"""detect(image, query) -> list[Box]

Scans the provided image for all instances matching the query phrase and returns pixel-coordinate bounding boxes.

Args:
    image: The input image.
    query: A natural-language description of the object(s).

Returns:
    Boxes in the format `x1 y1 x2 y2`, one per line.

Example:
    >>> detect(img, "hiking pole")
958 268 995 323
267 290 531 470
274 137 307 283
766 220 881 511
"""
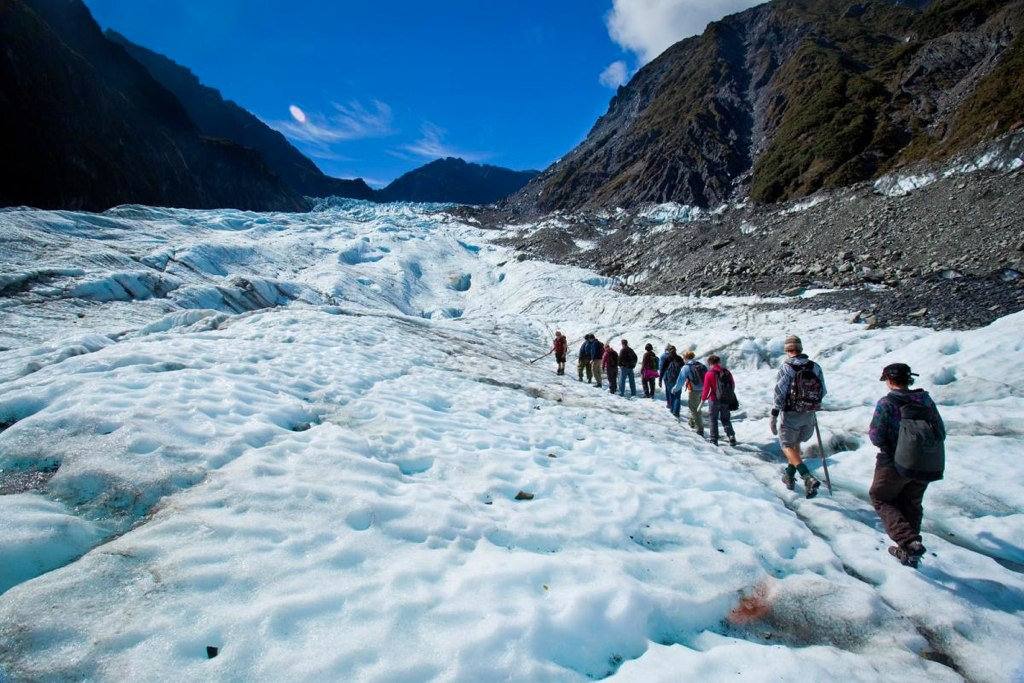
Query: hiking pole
813 414 833 496
529 349 554 364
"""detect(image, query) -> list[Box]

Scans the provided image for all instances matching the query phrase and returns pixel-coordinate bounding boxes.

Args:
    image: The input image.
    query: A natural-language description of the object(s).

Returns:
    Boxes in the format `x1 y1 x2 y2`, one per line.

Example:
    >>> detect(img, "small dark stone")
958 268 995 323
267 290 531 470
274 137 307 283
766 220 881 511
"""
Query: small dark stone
515 490 535 501
206 646 219 659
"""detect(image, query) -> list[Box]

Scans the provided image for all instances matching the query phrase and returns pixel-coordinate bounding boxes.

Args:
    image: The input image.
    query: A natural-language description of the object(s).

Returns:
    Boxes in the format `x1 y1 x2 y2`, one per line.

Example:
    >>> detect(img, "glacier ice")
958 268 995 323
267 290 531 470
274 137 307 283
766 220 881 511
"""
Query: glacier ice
0 201 1022 681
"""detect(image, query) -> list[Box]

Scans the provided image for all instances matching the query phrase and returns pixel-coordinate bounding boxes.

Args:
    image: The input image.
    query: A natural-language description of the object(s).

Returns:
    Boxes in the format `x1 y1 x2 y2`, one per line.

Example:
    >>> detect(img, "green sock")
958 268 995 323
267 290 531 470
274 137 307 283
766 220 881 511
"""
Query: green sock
786 464 797 478
796 463 811 477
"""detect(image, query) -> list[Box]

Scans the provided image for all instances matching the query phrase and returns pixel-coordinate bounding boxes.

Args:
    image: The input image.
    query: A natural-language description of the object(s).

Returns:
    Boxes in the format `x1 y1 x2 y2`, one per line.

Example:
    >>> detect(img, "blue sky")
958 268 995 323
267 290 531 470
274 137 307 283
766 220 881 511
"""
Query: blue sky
84 0 759 186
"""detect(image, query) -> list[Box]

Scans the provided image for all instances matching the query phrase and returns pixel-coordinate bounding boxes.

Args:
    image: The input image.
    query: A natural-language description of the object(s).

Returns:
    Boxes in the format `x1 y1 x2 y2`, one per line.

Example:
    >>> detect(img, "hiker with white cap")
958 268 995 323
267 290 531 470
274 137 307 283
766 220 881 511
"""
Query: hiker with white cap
771 335 827 498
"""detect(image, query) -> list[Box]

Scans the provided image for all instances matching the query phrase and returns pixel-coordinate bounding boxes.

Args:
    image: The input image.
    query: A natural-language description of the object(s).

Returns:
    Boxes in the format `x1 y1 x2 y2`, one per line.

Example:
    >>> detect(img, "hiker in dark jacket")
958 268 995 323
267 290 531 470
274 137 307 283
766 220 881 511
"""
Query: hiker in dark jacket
640 344 659 398
577 335 594 383
661 348 684 416
618 340 638 397
602 341 619 394
701 355 737 446
589 338 604 387
552 331 568 376
869 363 946 568
771 336 827 498
657 345 672 396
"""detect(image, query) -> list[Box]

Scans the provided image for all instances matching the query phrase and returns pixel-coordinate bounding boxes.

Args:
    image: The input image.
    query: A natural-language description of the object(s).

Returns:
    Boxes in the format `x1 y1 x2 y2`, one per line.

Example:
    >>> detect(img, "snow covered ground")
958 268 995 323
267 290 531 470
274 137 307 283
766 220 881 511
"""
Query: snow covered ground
0 201 1022 681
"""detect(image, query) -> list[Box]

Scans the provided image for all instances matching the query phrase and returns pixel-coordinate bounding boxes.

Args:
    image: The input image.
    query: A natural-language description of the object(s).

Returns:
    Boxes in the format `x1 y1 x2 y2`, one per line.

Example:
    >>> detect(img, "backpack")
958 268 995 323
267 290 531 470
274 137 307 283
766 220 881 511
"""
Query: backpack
715 368 739 410
786 361 823 412
894 402 945 481
689 361 708 385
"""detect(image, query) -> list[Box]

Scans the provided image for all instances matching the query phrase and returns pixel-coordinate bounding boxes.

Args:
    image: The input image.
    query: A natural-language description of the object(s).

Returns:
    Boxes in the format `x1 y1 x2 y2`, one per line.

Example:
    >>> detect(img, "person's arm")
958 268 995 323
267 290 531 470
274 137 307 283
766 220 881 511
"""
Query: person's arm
928 396 946 439
701 372 716 402
816 363 827 402
773 365 791 412
672 371 686 395
868 399 894 452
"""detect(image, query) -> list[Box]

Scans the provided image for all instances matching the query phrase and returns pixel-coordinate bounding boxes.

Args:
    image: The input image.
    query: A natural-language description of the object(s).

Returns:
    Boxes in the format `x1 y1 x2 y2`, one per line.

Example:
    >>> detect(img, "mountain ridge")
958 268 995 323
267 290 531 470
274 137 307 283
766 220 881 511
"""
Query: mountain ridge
506 0 1024 215
0 0 306 213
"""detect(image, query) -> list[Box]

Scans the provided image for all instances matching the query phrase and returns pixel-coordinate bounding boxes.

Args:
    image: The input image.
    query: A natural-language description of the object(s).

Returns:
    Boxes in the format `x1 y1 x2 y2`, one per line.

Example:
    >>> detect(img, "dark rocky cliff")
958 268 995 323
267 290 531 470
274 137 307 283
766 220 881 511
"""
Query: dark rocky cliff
507 0 1024 215
106 31 376 201
0 0 306 212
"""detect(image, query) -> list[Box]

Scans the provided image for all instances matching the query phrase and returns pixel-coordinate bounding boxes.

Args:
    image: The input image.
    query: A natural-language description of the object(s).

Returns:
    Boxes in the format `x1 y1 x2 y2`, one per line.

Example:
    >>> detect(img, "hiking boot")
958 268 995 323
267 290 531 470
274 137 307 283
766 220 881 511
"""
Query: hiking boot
802 475 821 499
888 545 921 568
709 439 718 446
906 540 927 558
728 436 737 447
781 469 796 491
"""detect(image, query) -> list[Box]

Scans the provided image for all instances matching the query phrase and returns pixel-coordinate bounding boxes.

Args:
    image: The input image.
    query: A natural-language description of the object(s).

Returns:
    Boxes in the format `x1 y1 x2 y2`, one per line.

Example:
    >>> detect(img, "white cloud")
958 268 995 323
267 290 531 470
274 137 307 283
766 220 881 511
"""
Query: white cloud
399 123 488 162
606 0 762 64
599 60 629 88
272 99 394 145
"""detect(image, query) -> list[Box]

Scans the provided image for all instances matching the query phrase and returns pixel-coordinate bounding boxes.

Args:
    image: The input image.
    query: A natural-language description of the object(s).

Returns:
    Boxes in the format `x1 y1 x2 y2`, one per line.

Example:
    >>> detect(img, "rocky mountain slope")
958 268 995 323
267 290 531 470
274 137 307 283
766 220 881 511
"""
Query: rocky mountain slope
376 157 538 204
507 0 1024 215
106 31 377 202
481 132 1024 329
0 0 305 213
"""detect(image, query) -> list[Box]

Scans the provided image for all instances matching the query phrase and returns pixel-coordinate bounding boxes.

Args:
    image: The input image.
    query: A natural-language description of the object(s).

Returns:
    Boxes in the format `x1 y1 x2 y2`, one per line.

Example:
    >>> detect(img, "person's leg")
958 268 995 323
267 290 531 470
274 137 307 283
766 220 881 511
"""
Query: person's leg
592 360 602 386
899 480 929 545
869 465 919 547
673 392 682 417
689 391 704 434
708 401 721 444
609 369 618 394
627 370 636 396
618 369 626 395
720 407 735 440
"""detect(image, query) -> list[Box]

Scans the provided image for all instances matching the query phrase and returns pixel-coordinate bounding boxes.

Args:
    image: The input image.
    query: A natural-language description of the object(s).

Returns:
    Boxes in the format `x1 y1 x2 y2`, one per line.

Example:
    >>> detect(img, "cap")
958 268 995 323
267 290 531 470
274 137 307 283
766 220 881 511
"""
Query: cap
784 335 803 353
880 363 918 383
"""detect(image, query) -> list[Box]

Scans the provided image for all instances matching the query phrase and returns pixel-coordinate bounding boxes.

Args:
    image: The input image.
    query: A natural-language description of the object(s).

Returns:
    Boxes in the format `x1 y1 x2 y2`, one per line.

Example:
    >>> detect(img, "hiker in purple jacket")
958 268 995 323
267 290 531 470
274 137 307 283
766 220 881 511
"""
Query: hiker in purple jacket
869 363 946 568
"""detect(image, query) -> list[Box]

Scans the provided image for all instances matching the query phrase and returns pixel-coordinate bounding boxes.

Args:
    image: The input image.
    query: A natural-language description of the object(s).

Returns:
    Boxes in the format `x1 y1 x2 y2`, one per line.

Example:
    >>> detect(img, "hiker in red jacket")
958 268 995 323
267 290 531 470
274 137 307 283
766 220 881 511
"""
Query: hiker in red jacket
701 355 737 446
551 331 568 376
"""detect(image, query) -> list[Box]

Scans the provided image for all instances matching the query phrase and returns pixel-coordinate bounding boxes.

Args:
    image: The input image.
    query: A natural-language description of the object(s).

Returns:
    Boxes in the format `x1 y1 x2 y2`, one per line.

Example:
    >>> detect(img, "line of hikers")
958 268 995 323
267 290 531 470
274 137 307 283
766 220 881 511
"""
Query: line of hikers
551 331 947 569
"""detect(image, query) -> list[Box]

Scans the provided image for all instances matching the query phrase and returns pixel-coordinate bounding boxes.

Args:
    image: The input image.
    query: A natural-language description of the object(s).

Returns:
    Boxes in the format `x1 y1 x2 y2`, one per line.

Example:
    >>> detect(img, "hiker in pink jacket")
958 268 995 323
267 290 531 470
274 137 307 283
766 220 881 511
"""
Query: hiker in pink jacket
701 355 737 446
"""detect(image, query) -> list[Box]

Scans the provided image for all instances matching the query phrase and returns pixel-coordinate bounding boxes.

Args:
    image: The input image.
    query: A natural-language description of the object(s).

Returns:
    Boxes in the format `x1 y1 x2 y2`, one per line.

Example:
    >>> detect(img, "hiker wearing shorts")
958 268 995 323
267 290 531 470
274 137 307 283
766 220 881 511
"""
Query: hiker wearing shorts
772 335 826 498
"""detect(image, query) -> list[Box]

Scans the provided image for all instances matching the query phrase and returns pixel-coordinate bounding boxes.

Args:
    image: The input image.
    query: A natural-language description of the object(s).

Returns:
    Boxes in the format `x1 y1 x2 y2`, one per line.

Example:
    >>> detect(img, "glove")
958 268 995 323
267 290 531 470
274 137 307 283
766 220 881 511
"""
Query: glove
770 409 779 436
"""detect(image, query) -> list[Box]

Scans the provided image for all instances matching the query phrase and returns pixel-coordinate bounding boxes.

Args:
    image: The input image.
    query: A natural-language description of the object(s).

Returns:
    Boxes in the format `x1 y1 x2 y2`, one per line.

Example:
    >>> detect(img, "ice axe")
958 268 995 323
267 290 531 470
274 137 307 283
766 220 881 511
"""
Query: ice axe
529 349 553 364
813 414 833 496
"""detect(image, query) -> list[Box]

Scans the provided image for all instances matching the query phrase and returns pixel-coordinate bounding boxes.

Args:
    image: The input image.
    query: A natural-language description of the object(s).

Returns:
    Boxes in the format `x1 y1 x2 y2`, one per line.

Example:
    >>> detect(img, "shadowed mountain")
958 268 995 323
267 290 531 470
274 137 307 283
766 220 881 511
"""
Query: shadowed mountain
106 31 375 201
0 0 306 212
376 158 538 205
507 0 1024 214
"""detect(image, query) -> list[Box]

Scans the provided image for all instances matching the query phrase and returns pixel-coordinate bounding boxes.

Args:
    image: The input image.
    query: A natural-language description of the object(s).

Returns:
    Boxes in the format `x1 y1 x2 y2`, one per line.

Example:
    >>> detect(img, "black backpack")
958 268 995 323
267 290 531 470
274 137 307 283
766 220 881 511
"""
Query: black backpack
690 361 708 385
716 369 739 410
894 402 945 481
786 361 824 412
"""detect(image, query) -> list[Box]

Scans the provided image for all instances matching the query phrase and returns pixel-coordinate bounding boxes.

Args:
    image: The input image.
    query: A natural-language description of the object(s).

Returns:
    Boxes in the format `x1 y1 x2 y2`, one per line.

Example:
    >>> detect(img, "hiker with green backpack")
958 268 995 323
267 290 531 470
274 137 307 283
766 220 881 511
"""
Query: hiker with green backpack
771 335 827 498
869 363 946 568
701 355 738 446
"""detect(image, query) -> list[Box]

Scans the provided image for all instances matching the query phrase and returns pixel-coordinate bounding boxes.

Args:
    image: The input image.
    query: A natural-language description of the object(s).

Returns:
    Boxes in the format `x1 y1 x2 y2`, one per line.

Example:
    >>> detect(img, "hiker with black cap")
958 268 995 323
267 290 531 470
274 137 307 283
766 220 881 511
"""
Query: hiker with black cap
869 363 946 568
771 335 827 498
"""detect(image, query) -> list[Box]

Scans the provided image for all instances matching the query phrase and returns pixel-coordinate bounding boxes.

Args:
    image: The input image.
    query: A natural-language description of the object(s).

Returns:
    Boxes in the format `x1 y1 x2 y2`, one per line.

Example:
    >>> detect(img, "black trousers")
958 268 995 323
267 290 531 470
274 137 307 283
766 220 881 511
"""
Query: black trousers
870 464 928 547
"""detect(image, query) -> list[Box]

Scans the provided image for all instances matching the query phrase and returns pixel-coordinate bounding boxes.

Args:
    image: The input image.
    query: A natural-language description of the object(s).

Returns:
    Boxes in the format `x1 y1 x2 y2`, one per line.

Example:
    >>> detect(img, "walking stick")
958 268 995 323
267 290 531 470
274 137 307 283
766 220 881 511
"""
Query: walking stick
813 414 833 495
529 349 553 364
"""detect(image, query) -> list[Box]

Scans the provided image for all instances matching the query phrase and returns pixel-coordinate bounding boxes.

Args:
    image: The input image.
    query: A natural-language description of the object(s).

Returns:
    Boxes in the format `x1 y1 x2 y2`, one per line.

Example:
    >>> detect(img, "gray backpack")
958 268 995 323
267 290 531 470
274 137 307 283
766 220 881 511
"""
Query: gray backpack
894 402 945 481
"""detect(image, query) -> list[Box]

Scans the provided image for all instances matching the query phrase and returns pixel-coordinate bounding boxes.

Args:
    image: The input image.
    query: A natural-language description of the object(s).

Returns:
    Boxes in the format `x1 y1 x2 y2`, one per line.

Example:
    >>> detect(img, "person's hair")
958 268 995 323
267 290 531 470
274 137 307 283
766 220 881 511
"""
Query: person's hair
645 343 653 351
621 339 629 346
683 351 695 360
707 354 721 365
889 376 914 388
